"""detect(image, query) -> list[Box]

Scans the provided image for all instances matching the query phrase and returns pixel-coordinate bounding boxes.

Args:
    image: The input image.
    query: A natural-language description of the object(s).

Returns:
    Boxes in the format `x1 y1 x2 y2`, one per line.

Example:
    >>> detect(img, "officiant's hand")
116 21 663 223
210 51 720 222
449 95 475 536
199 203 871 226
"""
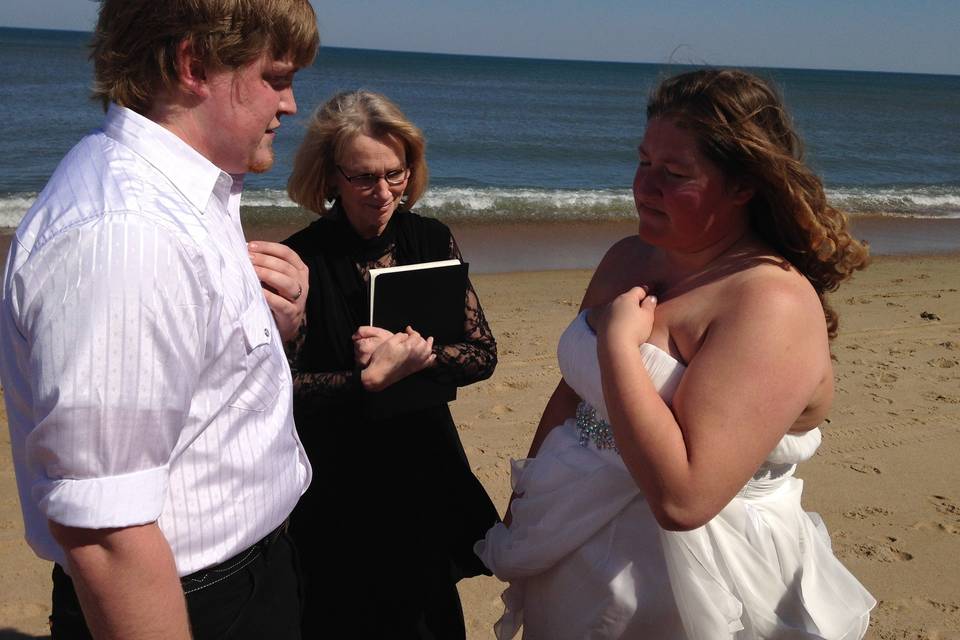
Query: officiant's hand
249 241 309 342
353 326 394 367
360 327 436 392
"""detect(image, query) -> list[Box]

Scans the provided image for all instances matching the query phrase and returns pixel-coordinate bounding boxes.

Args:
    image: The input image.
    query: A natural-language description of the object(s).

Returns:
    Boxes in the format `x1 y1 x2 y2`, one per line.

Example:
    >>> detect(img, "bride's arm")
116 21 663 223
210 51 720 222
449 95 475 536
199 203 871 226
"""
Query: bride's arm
524 379 580 458
596 271 831 531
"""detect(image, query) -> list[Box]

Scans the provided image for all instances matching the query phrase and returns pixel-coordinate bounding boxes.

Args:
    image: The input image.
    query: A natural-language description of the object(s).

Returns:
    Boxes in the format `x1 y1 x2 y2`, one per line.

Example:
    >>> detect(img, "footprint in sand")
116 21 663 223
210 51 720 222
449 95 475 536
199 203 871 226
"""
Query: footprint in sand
887 346 916 357
877 596 960 618
488 404 513 416
927 599 960 615
844 537 913 563
843 506 891 520
847 462 882 474
911 521 960 535
930 495 960 519
928 357 958 369
843 543 912 563
924 391 960 404
866 370 899 384
502 378 532 390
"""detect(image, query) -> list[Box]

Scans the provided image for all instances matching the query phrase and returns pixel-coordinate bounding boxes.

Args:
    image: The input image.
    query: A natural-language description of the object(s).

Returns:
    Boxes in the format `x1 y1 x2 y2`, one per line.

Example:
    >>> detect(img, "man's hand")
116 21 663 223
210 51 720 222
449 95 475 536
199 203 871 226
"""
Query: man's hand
49 521 191 640
249 241 309 342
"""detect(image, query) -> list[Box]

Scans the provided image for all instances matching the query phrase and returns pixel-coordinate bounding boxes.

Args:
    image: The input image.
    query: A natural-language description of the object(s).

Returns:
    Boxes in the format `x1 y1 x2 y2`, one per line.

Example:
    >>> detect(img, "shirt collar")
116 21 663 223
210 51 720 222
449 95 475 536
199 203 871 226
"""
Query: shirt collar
102 104 242 214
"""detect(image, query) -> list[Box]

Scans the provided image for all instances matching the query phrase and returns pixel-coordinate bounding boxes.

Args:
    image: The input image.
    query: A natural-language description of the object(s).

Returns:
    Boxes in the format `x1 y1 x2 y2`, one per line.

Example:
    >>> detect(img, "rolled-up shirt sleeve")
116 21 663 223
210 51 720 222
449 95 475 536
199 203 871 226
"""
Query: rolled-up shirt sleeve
13 215 207 529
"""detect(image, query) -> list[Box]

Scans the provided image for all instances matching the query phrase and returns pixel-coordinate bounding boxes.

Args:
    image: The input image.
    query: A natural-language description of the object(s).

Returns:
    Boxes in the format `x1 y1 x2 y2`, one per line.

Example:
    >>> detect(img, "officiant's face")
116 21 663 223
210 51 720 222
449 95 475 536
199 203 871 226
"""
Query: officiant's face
336 133 409 239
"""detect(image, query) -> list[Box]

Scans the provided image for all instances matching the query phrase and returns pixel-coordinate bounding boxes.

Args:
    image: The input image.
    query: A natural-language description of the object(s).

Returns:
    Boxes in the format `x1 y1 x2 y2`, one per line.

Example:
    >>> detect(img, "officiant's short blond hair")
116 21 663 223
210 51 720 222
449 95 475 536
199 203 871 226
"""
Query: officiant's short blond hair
288 90 429 216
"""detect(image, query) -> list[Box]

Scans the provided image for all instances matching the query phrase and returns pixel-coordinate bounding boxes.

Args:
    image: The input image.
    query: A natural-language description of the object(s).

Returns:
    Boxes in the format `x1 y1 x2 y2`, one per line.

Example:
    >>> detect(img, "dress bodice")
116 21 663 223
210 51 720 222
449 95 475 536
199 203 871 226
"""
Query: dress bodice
556 310 822 468
558 311 685 421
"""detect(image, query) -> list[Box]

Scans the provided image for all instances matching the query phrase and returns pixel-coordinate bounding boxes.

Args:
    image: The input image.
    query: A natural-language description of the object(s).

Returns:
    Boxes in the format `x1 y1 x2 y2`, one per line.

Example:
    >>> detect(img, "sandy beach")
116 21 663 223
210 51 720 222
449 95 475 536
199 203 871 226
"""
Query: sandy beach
2 249 959 638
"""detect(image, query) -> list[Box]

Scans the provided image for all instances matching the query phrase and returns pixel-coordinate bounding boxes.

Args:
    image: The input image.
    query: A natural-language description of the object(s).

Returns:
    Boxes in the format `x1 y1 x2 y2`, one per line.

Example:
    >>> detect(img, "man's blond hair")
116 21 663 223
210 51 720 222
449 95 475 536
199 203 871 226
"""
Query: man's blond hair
90 0 319 113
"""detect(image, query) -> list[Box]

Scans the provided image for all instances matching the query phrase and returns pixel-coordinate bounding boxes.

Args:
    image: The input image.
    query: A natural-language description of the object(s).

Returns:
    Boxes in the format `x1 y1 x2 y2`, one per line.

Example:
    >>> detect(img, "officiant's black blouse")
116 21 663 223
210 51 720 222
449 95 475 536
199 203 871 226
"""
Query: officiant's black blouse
284 205 496 401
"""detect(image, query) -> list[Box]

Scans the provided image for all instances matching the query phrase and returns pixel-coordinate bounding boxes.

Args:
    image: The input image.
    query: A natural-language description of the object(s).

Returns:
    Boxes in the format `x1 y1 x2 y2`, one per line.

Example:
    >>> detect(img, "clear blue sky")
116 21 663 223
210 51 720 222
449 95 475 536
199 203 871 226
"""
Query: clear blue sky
3 0 957 75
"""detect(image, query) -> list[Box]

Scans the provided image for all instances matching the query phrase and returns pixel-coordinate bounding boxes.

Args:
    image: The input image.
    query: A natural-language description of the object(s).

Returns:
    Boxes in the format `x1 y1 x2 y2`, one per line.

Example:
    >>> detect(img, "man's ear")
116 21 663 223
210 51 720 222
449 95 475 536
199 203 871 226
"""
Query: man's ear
174 38 208 97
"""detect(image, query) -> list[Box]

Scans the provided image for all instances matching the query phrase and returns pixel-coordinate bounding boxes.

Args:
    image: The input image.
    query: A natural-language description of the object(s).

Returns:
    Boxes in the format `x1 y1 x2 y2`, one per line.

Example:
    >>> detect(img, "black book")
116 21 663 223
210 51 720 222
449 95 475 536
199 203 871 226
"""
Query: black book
363 259 469 418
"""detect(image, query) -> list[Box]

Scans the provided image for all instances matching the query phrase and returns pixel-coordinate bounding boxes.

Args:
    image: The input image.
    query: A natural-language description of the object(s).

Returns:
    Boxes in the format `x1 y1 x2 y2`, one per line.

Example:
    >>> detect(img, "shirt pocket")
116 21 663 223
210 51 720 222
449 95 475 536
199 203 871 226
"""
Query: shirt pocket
228 301 284 412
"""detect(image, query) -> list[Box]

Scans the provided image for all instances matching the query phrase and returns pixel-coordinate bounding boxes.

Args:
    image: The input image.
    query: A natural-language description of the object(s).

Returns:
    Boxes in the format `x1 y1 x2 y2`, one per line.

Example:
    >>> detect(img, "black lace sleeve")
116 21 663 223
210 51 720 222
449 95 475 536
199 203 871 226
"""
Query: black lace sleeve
427 234 498 387
284 317 360 404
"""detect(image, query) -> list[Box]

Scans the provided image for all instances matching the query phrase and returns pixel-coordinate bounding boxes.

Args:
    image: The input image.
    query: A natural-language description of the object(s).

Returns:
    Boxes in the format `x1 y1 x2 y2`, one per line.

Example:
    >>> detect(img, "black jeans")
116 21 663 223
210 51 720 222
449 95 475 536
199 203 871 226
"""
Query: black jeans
50 528 303 639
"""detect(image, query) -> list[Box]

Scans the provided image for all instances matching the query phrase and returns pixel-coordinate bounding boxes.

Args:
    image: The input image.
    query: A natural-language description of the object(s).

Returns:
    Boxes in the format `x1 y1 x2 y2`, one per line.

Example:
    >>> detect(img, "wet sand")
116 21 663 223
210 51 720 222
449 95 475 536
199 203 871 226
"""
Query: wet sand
3 211 959 273
454 215 960 272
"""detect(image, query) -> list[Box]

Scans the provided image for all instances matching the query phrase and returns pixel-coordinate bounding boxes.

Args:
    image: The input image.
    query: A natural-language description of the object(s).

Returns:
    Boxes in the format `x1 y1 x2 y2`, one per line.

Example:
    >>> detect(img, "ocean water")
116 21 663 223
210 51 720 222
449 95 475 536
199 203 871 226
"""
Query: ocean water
2 26 959 234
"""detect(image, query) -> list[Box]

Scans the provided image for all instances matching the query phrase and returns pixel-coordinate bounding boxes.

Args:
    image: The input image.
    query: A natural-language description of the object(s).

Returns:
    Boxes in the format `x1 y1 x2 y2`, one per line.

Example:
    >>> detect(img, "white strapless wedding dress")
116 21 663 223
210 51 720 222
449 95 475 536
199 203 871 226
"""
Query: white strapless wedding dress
476 311 875 639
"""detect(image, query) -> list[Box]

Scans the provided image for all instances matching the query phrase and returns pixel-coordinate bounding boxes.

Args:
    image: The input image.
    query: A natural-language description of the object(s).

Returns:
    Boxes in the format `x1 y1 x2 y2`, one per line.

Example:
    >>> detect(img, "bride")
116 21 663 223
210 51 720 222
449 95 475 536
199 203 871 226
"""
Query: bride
476 69 876 639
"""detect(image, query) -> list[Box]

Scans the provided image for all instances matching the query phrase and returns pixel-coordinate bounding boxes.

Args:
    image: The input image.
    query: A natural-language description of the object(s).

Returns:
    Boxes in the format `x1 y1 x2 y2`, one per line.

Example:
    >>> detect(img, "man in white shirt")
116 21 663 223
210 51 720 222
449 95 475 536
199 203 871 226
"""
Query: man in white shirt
0 1 319 638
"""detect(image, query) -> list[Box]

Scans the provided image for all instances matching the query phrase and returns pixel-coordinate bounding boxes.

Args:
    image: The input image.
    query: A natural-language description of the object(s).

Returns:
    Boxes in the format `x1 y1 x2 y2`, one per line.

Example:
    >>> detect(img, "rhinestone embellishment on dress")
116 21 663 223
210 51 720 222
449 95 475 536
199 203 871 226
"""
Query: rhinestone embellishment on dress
576 402 619 453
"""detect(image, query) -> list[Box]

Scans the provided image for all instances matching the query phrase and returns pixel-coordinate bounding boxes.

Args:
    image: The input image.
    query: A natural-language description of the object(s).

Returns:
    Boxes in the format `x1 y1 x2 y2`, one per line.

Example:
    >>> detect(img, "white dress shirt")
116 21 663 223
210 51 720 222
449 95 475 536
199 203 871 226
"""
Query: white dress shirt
1 105 312 575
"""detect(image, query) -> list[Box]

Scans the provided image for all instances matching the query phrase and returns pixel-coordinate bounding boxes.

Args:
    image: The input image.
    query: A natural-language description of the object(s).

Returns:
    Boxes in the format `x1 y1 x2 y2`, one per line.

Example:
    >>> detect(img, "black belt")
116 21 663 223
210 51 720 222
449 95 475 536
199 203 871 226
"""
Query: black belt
180 520 288 594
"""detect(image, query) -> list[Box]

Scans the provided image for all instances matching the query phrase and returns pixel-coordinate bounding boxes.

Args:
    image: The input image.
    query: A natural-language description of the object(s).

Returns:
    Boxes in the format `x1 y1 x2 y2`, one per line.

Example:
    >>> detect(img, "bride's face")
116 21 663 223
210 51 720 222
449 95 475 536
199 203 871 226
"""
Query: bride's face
632 117 753 251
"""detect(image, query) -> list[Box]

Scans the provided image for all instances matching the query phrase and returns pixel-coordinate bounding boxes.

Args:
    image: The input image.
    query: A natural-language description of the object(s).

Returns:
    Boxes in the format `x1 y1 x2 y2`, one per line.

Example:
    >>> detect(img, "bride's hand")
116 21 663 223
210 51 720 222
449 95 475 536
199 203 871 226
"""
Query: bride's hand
591 286 658 347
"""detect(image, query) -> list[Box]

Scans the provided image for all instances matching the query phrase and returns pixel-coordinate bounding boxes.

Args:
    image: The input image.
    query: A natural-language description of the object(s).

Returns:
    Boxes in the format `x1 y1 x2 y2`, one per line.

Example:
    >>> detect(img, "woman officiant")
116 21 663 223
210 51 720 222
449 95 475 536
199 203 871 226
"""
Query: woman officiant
270 90 499 638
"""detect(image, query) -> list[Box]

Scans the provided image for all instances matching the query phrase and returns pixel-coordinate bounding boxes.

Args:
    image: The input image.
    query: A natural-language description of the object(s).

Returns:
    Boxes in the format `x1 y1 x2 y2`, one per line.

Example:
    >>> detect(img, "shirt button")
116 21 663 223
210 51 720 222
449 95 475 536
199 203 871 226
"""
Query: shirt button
264 329 270 338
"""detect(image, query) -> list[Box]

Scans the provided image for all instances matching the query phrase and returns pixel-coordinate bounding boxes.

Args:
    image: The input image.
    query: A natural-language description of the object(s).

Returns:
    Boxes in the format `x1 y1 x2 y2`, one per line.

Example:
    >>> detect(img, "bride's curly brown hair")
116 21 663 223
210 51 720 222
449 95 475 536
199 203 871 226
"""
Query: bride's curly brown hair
647 68 869 339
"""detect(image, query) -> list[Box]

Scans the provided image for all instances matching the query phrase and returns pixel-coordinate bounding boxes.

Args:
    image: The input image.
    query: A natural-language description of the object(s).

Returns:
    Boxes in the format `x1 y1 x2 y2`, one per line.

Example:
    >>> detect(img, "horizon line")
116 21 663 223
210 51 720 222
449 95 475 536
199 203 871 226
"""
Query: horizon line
1 24 957 79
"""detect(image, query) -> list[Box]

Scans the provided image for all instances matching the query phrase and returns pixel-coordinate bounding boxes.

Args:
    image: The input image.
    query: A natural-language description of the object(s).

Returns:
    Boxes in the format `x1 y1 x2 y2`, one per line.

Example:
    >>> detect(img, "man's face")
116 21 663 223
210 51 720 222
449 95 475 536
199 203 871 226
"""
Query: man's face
203 53 298 174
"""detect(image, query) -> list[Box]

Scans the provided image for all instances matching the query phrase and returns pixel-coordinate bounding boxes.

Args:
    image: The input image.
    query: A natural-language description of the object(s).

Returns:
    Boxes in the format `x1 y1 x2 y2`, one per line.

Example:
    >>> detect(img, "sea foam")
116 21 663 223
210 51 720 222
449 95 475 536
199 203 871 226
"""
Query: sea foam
2 184 958 232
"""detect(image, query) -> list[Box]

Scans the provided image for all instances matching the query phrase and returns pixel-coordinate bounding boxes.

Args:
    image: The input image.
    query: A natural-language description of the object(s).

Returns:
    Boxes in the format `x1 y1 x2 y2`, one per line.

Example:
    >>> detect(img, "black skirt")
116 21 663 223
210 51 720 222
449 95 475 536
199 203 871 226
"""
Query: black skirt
291 402 499 639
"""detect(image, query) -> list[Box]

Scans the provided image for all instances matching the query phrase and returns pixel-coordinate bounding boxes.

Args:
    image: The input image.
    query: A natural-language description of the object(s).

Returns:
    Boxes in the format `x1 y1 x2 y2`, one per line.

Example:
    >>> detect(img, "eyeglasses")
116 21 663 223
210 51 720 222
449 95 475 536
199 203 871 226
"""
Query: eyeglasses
336 165 409 189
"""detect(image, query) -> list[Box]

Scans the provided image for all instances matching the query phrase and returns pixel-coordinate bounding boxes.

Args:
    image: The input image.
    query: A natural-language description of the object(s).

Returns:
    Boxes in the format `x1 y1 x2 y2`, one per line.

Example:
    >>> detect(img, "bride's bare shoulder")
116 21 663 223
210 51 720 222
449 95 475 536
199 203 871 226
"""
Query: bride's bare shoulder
718 259 828 347
579 237 655 309
597 236 654 273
